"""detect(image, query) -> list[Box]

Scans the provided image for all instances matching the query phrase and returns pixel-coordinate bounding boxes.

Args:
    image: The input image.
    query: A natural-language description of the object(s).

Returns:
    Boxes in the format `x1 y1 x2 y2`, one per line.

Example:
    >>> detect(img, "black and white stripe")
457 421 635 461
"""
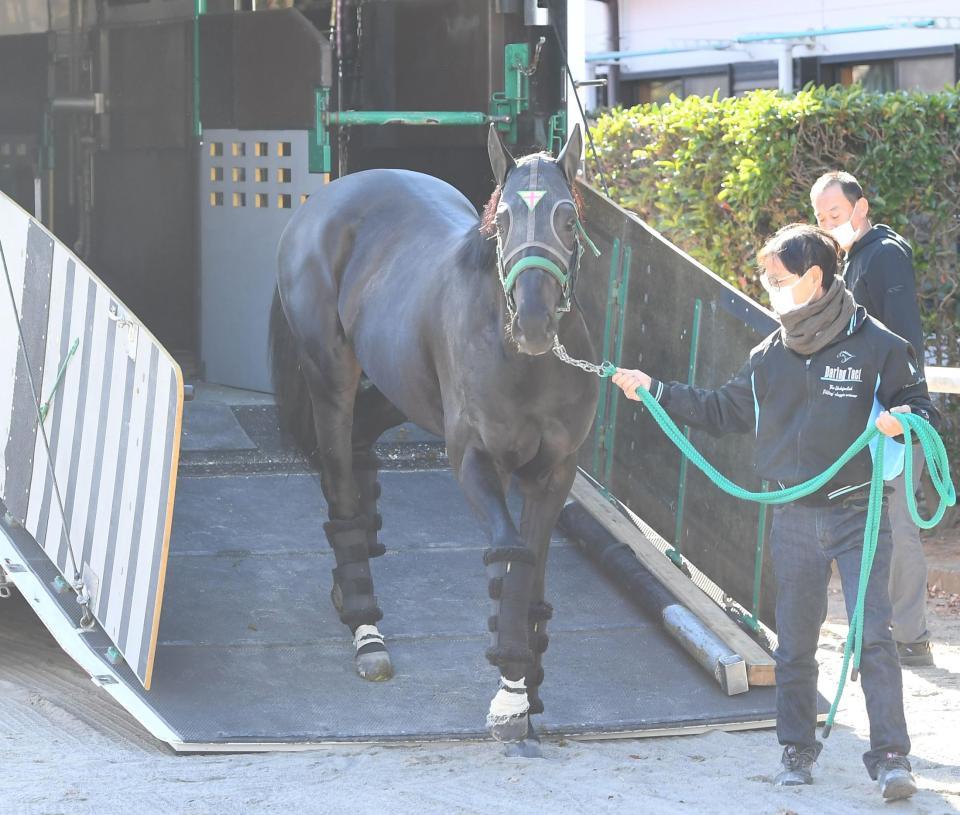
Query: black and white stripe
1 192 182 689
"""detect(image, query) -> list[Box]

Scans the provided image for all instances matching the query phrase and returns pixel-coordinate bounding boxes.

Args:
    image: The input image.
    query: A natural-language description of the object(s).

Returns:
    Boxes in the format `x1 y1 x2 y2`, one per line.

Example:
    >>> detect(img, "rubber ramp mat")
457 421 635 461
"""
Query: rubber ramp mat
137 469 780 744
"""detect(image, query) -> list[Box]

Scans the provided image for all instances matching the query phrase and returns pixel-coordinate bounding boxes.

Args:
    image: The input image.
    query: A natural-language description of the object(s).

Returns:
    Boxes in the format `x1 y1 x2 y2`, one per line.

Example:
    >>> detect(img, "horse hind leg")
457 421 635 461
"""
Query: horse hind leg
300 354 393 682
351 382 407 559
340 383 407 674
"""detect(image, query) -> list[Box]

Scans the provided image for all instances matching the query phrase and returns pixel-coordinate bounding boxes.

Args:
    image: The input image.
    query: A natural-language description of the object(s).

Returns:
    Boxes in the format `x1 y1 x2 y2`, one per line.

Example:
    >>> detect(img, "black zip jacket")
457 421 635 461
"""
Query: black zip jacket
648 306 939 503
845 224 924 368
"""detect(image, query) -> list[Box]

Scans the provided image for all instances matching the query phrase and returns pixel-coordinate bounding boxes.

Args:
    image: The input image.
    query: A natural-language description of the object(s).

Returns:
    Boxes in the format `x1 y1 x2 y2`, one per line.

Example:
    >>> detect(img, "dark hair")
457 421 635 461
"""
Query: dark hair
810 171 864 207
757 223 841 289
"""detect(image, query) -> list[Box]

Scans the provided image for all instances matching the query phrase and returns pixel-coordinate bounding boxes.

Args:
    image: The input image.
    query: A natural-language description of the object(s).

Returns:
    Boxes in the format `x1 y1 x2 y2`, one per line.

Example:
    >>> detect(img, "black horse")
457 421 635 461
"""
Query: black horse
269 124 599 743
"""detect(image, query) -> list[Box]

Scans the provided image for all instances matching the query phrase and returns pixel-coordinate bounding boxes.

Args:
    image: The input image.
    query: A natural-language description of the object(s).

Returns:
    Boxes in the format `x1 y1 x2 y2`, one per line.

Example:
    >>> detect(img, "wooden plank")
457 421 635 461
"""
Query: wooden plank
570 474 777 686
925 366 960 395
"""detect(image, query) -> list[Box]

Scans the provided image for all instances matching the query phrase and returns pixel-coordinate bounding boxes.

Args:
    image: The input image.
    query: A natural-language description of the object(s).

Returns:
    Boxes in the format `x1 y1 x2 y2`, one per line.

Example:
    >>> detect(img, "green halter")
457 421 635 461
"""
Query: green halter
496 219 601 316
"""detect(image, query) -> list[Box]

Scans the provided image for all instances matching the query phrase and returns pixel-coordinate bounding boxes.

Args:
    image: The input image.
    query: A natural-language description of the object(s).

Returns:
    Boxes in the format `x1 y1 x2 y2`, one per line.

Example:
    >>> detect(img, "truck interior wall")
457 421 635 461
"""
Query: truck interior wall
576 184 779 627
90 20 196 354
0 34 46 214
346 1 566 209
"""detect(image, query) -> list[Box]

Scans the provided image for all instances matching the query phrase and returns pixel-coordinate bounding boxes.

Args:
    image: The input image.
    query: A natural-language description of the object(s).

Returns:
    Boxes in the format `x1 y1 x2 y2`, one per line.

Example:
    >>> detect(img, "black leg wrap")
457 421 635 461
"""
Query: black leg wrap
483 546 536 566
526 601 551 715
354 453 386 559
528 601 553 623
484 549 535 671
324 517 383 629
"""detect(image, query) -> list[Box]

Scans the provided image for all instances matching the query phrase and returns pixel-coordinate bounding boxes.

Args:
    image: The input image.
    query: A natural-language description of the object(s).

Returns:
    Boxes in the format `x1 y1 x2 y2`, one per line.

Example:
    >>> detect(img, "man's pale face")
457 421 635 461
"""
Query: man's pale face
812 183 856 230
761 254 823 307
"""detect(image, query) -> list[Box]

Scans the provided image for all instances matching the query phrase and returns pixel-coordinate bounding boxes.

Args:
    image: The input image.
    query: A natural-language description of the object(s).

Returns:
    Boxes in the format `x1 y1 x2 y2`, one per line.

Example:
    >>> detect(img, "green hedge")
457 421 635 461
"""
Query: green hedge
587 84 960 483
587 84 959 349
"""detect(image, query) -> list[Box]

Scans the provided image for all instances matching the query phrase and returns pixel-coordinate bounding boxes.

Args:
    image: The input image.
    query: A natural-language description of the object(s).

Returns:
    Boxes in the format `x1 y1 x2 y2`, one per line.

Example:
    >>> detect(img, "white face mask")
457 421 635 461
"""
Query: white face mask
764 274 815 315
828 219 857 249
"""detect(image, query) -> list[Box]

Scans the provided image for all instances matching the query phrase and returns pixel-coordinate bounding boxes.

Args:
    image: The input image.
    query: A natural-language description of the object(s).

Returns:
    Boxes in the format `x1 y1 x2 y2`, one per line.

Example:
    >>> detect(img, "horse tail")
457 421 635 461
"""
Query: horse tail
269 287 318 458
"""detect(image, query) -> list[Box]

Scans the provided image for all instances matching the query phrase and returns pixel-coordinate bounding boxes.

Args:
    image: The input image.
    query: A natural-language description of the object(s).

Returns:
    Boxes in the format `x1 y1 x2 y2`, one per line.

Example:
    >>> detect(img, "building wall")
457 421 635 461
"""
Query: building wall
584 1 960 107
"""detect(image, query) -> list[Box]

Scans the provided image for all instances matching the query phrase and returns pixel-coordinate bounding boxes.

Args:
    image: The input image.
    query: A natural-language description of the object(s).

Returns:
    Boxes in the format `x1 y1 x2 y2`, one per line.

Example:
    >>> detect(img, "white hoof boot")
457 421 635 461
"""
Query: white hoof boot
487 676 530 742
353 625 393 681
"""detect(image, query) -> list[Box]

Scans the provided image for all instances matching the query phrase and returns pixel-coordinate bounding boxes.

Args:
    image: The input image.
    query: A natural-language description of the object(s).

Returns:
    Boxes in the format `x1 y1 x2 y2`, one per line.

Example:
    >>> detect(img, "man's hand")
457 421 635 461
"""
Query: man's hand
876 405 911 438
612 368 652 401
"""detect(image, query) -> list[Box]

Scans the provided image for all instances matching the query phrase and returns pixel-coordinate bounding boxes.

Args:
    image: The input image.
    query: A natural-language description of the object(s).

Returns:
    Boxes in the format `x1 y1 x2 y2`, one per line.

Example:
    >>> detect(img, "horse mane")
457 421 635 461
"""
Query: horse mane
456 153 586 275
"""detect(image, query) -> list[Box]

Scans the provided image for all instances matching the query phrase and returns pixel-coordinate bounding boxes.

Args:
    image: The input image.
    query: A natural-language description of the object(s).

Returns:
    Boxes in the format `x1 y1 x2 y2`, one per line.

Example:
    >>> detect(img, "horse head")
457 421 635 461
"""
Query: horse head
487 123 584 356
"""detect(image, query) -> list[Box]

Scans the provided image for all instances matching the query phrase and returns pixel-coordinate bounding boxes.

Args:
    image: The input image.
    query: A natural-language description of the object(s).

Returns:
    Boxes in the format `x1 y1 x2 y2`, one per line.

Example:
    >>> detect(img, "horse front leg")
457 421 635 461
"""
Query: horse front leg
455 445 534 743
517 453 579 730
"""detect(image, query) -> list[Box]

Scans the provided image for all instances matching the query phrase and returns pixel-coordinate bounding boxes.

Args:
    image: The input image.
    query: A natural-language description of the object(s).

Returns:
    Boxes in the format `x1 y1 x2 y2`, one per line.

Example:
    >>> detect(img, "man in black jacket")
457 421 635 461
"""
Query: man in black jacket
811 171 933 668
613 224 938 801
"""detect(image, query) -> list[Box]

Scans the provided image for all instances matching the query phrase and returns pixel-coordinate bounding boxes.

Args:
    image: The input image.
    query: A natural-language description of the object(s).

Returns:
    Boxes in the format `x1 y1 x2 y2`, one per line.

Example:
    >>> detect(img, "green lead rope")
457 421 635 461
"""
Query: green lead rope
39 337 79 424
595 361 955 736
576 220 602 258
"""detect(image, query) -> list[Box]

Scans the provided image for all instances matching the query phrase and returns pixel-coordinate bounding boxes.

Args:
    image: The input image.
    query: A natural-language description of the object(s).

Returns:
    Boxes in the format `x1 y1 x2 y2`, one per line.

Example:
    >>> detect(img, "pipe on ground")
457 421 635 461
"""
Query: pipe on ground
558 501 749 695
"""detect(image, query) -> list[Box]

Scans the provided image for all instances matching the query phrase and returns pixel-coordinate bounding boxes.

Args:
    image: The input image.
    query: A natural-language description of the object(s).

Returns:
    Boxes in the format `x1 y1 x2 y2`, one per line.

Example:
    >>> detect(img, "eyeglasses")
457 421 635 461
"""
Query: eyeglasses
760 272 799 292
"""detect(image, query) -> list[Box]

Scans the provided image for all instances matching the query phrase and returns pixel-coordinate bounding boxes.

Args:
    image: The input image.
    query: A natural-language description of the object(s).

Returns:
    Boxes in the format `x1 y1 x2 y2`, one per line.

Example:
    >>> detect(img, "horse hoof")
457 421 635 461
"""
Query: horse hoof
356 650 393 681
487 713 530 743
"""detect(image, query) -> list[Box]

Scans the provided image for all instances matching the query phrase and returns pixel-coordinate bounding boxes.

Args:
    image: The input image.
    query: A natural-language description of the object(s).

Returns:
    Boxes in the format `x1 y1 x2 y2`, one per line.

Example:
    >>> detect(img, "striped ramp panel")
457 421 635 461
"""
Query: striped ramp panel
0 191 183 689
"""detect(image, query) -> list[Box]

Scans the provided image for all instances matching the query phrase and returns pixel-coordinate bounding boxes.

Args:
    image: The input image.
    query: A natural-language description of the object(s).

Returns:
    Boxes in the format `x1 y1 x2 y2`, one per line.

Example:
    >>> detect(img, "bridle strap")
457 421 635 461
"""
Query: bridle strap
502 255 569 296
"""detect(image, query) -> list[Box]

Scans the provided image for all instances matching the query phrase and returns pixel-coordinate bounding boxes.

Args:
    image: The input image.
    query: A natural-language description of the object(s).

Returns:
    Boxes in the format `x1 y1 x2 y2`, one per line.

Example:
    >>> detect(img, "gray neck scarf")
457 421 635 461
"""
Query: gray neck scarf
778 278 857 356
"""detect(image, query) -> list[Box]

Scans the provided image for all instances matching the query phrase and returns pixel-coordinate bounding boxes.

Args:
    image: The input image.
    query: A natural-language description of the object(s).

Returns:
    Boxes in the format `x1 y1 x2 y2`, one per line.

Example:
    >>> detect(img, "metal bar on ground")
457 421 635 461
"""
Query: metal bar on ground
559 501 748 695
569 473 777 686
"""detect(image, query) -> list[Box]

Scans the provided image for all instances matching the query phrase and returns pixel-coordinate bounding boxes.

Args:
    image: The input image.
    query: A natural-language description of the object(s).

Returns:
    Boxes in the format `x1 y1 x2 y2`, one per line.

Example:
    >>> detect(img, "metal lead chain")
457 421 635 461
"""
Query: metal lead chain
552 338 616 377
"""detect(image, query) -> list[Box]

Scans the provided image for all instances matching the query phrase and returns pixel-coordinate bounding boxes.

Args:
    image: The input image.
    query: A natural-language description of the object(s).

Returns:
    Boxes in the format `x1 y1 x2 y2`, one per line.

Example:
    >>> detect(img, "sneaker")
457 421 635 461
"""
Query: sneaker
774 745 818 786
897 639 934 667
876 753 917 801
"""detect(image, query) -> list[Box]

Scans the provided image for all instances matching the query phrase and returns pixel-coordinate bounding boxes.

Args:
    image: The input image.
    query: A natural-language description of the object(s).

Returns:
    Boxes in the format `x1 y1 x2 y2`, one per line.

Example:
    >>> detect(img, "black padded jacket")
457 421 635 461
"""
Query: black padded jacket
647 305 939 504
845 224 925 369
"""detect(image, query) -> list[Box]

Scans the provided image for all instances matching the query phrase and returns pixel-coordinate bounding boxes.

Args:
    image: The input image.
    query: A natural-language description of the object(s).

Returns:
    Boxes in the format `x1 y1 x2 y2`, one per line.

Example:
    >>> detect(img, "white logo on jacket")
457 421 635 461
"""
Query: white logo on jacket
822 365 863 383
821 364 863 399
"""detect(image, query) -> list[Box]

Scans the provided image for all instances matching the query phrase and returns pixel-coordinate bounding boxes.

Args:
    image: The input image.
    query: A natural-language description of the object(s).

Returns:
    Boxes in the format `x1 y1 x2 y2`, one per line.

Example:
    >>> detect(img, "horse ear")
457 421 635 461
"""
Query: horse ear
488 124 516 188
556 123 583 186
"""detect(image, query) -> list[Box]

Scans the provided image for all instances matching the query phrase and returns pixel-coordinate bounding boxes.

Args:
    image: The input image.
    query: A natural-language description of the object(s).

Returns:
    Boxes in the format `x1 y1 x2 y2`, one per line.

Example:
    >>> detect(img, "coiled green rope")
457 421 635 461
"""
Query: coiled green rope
596 361 955 735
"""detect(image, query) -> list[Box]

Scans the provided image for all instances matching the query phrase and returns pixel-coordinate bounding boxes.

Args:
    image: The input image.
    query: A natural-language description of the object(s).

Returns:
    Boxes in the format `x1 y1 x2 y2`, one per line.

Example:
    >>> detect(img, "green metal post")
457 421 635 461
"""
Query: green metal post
547 110 567 156
329 111 499 126
671 298 703 558
746 480 771 633
193 0 206 139
489 43 531 144
603 245 632 486
592 238 621 478
310 88 332 174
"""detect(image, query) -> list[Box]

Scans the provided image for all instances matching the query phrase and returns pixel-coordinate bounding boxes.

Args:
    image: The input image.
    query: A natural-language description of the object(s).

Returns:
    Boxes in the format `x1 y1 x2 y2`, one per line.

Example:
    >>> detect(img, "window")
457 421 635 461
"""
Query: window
827 53 955 93
685 73 729 99
732 61 778 96
838 62 895 92
897 55 955 92
629 73 730 105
